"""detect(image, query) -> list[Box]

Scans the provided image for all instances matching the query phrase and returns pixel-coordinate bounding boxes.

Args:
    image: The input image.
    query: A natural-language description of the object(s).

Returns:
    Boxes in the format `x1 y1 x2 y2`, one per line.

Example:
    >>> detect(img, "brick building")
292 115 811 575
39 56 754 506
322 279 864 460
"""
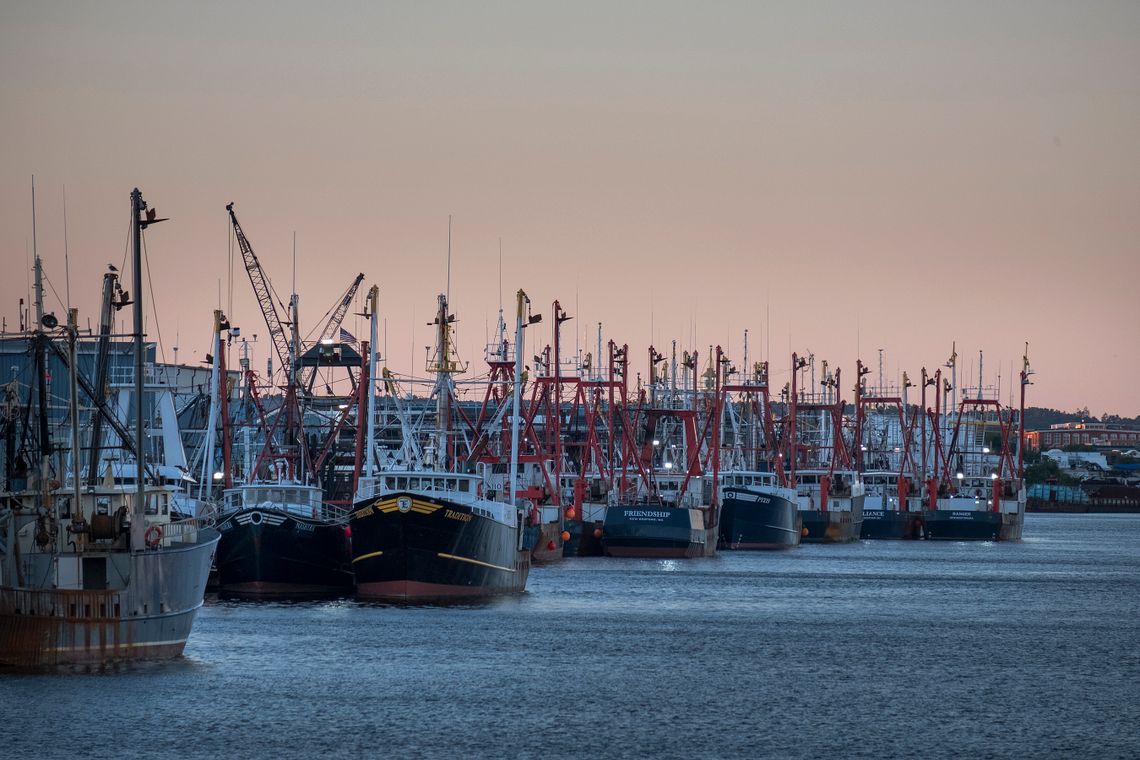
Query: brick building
1026 422 1140 451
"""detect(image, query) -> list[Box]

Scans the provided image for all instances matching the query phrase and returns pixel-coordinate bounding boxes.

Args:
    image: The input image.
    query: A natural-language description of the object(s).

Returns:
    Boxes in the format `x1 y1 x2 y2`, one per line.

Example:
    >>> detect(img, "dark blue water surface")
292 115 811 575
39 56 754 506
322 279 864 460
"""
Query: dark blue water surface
4 513 1139 759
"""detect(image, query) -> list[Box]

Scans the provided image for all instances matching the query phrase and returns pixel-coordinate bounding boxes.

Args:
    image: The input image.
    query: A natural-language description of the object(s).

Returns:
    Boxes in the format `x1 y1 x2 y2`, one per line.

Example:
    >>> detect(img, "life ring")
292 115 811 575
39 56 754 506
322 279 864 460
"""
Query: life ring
144 525 163 548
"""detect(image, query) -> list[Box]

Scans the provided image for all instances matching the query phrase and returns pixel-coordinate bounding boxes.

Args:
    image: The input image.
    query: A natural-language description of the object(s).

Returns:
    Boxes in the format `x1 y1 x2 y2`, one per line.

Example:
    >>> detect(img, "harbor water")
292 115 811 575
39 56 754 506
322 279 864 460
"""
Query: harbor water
4 513 1139 759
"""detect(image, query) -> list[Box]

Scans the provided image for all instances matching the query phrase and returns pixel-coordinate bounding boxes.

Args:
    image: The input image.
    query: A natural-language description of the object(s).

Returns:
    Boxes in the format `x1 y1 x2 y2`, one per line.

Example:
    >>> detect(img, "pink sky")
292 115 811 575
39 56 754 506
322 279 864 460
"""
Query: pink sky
2 2 1138 415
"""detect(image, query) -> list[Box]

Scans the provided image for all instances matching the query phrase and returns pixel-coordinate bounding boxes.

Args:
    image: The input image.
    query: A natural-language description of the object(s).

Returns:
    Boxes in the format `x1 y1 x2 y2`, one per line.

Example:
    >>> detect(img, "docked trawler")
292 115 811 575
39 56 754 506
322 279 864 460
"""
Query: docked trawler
601 478 709 558
215 481 352 597
719 471 802 549
860 472 924 540
853 365 925 539
922 350 1031 541
716 357 801 549
203 206 358 598
783 354 864 543
601 344 715 558
350 289 529 600
1 189 217 668
794 469 865 542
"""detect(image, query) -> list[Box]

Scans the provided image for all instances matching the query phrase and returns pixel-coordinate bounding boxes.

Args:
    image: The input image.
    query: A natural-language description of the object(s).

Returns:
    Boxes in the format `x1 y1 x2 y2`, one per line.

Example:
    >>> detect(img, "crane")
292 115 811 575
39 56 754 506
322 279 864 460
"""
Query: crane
226 202 292 380
303 272 365 392
315 273 365 345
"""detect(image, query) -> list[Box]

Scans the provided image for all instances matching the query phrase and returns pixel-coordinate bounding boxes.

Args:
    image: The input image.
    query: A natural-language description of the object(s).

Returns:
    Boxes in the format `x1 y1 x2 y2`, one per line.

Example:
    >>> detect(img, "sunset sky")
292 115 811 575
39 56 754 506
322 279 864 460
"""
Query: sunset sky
2 2 1137 414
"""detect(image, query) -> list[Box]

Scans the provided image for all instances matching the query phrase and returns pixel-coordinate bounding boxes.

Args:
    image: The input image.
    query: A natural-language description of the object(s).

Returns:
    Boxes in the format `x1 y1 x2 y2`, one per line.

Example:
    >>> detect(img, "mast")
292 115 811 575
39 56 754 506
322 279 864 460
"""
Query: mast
131 188 166 518
218 314 233 489
596 323 602 383
508 289 538 528
86 270 120 484
132 189 146 518
978 350 984 400
365 285 379 480
434 294 451 466
200 318 222 498
67 307 82 514
1018 345 1032 480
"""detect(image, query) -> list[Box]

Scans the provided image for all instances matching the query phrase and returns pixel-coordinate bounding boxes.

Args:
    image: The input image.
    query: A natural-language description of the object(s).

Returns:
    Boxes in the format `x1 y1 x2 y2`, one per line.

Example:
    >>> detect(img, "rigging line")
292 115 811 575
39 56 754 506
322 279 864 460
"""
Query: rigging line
120 208 132 274
142 230 167 365
41 272 68 314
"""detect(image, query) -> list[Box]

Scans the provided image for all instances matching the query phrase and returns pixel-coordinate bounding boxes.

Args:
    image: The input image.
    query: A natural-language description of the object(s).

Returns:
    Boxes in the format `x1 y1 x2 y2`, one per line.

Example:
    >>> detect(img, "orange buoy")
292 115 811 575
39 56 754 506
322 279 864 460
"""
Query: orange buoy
560 530 571 542
593 528 603 539
801 527 809 537
546 540 556 550
565 507 577 520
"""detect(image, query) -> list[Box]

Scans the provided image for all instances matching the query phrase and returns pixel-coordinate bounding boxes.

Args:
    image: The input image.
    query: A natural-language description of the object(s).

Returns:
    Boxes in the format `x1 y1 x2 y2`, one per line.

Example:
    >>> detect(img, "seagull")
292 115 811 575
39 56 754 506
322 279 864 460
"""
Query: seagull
108 263 118 272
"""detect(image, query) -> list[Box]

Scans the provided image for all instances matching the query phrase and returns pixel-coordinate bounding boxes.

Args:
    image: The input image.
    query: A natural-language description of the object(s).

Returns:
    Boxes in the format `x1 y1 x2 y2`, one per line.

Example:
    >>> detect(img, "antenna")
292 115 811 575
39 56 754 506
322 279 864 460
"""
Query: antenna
31 175 41 326
63 184 71 310
498 236 502 310
446 215 452 306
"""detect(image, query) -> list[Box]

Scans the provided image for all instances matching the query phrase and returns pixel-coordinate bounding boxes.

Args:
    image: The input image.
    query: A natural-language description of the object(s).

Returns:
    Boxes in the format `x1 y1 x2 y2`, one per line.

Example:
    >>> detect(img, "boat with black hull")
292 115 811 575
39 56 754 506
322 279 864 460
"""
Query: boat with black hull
860 472 924 540
351 471 529 600
214 482 352 597
601 503 707 558
350 289 529 601
921 348 1031 542
718 472 801 549
924 477 1025 541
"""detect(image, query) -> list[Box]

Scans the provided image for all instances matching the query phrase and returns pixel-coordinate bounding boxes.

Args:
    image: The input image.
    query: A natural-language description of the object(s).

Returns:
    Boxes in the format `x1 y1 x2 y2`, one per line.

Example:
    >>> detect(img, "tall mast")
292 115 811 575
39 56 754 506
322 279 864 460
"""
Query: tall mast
67 307 82 511
32 176 43 327
132 188 145 518
131 188 166 518
435 294 450 466
508 290 529 513
200 317 222 498
365 285 379 480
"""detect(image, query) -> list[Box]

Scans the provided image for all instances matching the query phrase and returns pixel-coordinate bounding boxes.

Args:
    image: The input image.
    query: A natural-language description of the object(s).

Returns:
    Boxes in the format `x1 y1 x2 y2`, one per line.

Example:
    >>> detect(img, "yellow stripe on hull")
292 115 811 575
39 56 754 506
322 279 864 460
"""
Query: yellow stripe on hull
374 498 442 515
436 552 516 573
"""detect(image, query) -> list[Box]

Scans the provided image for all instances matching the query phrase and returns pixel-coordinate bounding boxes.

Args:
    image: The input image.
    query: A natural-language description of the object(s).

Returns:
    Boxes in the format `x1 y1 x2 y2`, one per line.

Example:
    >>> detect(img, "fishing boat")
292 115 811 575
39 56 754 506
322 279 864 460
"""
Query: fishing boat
860 471 924 539
853 364 925 539
715 357 801 549
601 501 708 558
198 307 353 598
783 354 864 543
0 188 218 668
921 349 1031 541
350 290 529 600
214 481 352 597
794 469 865 543
351 469 528 599
601 345 715 558
718 471 802 549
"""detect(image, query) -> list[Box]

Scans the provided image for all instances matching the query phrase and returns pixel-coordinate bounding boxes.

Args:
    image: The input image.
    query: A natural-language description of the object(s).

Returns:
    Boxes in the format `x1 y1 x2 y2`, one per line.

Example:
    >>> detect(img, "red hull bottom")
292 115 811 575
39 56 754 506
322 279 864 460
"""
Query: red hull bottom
355 580 526 602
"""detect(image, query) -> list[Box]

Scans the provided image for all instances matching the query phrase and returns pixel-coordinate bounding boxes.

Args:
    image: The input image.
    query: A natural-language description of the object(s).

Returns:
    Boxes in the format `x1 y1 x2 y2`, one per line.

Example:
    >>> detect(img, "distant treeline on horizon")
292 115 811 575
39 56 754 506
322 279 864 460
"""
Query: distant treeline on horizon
1023 408 1140 430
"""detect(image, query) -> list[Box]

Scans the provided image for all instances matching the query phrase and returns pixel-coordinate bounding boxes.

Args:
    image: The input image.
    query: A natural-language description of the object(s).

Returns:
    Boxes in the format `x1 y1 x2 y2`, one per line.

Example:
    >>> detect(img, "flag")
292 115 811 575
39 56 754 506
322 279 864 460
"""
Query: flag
339 327 357 345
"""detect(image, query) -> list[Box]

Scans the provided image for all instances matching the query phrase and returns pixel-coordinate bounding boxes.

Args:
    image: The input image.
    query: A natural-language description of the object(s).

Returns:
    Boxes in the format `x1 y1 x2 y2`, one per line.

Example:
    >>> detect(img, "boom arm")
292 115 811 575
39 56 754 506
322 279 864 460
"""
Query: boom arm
226 202 291 377
317 273 365 344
